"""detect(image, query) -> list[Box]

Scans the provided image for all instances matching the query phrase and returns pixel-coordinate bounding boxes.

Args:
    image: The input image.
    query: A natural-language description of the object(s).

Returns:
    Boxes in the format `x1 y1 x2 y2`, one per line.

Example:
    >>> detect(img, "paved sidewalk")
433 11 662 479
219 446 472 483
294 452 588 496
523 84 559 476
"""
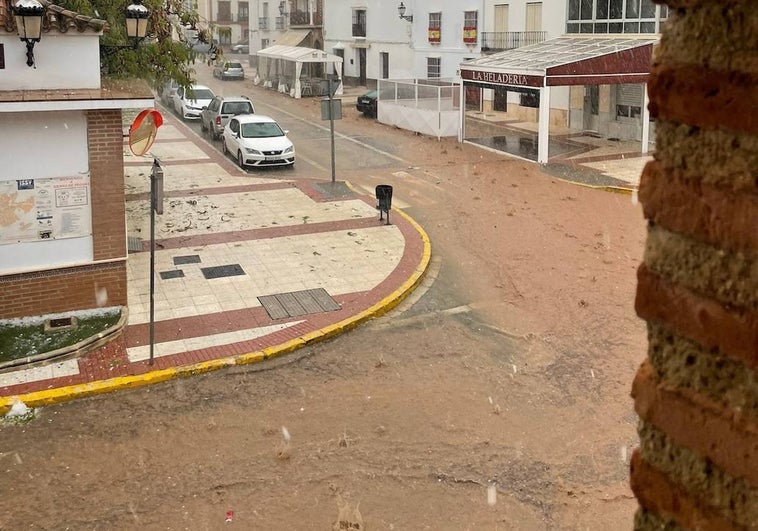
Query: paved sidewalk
0 114 430 411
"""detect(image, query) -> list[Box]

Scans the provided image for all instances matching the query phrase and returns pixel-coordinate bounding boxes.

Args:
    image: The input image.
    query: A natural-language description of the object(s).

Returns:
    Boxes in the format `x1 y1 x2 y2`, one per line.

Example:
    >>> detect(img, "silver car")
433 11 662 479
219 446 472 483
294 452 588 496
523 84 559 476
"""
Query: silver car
200 95 255 140
213 61 245 81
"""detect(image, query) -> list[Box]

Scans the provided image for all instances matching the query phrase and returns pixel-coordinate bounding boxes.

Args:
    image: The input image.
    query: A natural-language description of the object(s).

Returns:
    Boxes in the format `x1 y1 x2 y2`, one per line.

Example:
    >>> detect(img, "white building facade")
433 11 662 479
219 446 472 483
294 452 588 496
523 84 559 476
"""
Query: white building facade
323 1 483 87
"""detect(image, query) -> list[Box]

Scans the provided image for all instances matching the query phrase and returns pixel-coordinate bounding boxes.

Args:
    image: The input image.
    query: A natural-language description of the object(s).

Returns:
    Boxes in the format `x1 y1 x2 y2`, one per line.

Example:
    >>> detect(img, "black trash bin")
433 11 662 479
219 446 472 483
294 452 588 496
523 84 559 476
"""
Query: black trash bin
375 185 393 225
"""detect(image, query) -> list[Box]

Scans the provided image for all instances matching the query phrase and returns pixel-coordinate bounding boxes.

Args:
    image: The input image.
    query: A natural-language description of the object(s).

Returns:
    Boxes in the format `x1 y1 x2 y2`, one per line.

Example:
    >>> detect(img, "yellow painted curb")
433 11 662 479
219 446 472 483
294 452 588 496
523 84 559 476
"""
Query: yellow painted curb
0 207 432 416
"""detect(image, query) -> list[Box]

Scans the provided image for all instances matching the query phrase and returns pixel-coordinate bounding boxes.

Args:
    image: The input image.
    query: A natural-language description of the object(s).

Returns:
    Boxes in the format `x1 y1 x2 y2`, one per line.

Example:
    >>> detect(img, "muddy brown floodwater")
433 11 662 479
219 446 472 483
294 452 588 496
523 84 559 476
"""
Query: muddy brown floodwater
0 113 647 530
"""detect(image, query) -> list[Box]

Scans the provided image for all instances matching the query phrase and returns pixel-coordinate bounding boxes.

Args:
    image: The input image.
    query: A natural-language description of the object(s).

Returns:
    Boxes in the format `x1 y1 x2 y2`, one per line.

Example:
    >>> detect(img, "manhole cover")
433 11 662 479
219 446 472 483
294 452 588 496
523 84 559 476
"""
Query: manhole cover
258 288 340 320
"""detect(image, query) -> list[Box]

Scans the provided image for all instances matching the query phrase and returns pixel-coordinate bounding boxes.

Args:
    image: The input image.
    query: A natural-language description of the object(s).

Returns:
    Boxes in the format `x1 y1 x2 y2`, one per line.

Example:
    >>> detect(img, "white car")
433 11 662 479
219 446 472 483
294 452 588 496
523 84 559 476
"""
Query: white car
172 84 215 120
222 115 295 168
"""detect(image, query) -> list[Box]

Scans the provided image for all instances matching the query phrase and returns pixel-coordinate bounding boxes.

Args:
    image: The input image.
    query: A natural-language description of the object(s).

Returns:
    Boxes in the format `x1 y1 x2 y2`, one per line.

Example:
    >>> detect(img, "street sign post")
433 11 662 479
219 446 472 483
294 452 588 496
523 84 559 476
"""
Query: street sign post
320 78 342 184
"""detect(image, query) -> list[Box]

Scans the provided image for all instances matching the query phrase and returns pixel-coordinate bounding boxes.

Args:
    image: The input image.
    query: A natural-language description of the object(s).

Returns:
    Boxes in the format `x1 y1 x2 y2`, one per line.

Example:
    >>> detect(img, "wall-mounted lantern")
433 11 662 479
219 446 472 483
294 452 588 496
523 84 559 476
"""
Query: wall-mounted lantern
102 0 151 58
13 0 45 68
397 2 413 22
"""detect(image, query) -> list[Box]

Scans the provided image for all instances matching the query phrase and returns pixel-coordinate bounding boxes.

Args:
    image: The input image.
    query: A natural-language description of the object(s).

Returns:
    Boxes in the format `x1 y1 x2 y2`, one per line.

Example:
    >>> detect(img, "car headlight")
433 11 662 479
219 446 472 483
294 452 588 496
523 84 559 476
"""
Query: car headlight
283 146 294 154
245 148 262 155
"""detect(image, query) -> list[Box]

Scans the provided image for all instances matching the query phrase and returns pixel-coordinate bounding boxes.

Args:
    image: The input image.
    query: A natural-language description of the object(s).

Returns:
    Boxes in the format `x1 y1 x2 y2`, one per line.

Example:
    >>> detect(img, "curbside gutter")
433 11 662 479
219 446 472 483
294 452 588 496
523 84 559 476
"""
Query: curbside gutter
0 207 432 415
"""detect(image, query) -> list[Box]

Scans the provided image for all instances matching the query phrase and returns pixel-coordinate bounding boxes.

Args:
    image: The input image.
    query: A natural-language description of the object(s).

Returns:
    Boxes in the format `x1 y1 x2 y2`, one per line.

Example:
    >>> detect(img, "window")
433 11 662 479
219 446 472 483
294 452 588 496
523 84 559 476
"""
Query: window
567 0 666 33
427 57 441 79
238 2 249 19
218 1 231 21
381 52 389 79
352 9 366 37
463 11 478 44
261 38 269 49
520 90 540 108
615 84 643 119
428 12 441 43
526 2 542 31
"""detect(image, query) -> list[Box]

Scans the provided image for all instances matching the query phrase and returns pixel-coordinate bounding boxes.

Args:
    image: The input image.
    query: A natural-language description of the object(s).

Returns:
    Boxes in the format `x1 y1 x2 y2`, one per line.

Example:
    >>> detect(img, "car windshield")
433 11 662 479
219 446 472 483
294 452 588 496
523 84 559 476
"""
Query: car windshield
227 63 243 69
240 122 284 138
223 102 253 114
188 89 214 100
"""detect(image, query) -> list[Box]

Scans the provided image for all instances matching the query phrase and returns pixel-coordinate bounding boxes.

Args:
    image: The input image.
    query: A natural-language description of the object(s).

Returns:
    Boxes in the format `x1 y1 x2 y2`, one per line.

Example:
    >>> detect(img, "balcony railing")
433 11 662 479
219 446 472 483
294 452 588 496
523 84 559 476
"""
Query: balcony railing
275 16 287 30
258 17 269 30
480 31 546 52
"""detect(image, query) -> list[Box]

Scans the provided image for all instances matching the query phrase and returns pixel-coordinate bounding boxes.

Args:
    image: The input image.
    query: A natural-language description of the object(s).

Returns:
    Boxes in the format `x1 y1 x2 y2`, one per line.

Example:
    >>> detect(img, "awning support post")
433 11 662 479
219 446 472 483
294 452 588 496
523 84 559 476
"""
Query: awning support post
458 81 465 142
641 83 650 154
538 85 551 164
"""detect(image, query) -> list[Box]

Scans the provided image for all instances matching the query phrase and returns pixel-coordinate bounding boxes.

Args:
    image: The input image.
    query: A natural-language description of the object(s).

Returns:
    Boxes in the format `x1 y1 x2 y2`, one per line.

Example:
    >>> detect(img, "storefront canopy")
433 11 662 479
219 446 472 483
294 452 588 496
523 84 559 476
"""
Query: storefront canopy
256 45 344 99
459 36 658 163
460 36 657 88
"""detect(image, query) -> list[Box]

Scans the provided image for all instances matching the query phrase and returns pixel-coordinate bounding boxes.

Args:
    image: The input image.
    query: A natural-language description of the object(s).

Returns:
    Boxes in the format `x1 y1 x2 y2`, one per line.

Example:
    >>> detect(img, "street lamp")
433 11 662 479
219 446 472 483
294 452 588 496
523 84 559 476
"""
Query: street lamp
13 0 45 68
101 0 151 58
278 1 288 16
397 2 413 22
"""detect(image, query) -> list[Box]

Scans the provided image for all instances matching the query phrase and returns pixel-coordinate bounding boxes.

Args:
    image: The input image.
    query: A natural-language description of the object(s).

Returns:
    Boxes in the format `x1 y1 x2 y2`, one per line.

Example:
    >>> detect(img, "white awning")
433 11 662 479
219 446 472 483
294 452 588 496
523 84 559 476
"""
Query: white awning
257 45 343 65
256 46 344 99
273 30 310 47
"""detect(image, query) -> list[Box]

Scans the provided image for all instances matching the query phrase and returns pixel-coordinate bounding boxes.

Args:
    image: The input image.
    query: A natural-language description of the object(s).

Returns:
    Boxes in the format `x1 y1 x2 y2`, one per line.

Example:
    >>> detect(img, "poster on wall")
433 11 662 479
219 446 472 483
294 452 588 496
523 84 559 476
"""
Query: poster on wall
0 175 91 244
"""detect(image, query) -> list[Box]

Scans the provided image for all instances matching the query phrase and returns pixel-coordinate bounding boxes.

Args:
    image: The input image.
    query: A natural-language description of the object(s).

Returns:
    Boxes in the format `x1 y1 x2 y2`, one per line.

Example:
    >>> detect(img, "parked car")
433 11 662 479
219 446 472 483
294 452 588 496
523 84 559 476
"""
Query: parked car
222 115 295 168
200 95 255 140
172 84 215 120
213 61 245 81
356 90 378 117
159 79 179 106
230 42 249 54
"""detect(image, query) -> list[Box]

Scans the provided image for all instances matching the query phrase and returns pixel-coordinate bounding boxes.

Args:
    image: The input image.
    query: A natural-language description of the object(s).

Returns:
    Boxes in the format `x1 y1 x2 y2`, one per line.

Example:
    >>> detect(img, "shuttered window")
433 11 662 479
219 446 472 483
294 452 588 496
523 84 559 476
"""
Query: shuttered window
615 83 643 119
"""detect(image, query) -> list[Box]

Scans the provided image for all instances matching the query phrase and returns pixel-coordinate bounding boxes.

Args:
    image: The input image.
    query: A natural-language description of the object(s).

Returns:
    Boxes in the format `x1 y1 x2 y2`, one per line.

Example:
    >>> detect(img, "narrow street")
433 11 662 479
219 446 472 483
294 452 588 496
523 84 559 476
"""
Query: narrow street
0 63 648 529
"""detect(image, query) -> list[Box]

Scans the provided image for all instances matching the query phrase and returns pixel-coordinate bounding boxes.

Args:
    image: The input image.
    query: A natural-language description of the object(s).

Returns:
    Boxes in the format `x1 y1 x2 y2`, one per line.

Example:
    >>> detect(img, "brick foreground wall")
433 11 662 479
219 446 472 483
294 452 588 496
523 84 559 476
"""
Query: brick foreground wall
0 109 127 319
630 1 757 529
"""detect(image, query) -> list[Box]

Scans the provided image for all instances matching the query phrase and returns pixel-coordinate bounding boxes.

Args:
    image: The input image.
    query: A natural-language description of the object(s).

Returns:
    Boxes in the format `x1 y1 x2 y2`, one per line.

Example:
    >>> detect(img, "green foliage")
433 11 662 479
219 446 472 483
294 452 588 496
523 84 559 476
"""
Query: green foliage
0 310 121 364
54 0 217 90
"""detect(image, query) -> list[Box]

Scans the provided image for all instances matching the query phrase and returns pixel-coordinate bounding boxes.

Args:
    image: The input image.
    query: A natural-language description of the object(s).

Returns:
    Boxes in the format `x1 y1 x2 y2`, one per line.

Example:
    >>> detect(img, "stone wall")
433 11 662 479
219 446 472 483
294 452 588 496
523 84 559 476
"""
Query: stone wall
630 0 757 528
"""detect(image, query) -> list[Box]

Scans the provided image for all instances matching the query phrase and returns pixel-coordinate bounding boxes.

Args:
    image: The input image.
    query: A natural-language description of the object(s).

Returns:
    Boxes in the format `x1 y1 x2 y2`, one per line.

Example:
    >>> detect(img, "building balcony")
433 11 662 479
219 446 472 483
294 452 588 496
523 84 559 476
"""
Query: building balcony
275 16 287 30
289 9 322 27
480 31 546 52
259 17 269 30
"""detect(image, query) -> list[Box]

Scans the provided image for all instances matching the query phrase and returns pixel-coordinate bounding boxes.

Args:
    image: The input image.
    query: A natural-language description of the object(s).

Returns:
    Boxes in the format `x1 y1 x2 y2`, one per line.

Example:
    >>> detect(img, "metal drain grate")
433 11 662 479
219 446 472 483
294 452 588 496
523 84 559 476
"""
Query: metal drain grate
127 236 143 252
174 254 202 265
258 288 341 320
159 270 185 280
201 264 246 279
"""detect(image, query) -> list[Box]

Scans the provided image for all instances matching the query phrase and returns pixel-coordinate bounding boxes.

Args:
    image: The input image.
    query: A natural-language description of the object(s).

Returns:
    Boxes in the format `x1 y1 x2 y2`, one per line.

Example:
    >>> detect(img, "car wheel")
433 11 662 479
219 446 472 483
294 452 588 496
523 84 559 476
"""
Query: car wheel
237 150 245 168
222 140 228 155
200 120 207 132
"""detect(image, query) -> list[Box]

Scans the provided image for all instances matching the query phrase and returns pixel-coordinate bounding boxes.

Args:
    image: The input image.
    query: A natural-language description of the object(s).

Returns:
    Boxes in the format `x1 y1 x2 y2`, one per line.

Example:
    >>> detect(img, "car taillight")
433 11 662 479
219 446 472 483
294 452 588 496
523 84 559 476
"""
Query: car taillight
215 116 222 126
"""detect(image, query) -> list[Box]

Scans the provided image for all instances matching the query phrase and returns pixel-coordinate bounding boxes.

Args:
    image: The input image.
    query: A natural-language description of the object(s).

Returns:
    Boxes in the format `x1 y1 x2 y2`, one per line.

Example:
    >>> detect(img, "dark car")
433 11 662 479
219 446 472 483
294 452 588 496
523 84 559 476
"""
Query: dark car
356 90 378 118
